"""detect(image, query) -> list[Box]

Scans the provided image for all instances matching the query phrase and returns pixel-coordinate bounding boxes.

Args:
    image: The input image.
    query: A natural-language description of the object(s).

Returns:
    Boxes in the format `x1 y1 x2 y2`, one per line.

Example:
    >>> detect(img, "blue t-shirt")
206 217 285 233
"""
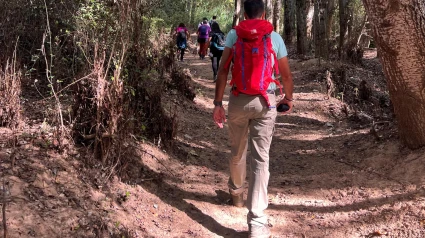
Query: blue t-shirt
225 29 288 89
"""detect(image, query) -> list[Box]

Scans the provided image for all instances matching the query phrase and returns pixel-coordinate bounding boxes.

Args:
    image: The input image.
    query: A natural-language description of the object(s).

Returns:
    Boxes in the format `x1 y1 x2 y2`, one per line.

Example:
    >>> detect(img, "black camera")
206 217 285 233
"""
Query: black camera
277 104 290 112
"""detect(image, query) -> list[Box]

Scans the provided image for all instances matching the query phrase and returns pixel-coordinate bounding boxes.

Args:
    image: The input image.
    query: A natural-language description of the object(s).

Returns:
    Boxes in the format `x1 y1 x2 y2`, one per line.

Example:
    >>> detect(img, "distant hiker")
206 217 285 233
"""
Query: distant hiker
212 0 294 237
197 19 211 60
209 15 217 26
209 22 225 82
175 23 190 62
198 17 210 28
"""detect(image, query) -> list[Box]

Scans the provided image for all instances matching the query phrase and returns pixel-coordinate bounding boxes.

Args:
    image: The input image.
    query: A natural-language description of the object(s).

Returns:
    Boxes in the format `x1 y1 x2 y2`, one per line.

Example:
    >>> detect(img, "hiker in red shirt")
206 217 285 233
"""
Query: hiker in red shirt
212 0 294 237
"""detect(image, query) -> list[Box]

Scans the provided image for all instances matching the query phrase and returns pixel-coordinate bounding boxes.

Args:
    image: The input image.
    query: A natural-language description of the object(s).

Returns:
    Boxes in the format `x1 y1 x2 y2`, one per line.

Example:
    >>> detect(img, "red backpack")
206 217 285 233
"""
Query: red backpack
225 19 282 108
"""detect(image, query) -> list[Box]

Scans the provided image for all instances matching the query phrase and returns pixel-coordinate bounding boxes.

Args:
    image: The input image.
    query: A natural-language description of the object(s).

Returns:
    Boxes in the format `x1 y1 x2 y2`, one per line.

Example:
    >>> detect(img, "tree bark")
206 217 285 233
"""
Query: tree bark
306 2 314 40
265 0 274 23
296 0 312 55
273 0 282 33
284 0 296 44
362 0 425 148
240 2 245 23
189 0 196 26
313 0 328 59
233 0 243 27
339 0 350 59
326 0 336 39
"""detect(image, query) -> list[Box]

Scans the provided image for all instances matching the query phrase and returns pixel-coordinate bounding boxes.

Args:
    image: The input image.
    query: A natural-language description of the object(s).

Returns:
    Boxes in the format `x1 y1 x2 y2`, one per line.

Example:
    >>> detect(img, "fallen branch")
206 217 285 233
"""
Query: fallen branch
35 72 95 103
81 133 112 140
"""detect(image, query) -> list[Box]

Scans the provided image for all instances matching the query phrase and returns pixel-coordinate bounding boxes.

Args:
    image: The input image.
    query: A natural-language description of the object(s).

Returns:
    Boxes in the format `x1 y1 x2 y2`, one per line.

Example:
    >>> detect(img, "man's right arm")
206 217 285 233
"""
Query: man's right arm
212 47 232 128
215 29 235 103
215 47 232 102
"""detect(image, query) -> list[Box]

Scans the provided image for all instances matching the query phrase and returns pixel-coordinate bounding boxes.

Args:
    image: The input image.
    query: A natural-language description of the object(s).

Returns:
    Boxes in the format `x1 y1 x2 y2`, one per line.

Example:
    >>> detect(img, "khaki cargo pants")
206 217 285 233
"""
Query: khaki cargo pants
227 92 277 226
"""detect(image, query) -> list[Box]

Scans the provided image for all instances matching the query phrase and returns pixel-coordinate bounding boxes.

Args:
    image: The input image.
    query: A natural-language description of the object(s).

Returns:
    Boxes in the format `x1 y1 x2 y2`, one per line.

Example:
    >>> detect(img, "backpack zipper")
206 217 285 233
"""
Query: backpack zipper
240 41 246 90
260 35 269 91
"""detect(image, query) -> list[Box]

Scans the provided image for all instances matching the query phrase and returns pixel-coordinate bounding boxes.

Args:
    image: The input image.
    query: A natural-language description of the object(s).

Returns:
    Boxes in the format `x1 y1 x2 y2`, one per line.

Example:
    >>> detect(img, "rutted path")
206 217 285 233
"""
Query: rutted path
2 48 425 238
169 51 425 237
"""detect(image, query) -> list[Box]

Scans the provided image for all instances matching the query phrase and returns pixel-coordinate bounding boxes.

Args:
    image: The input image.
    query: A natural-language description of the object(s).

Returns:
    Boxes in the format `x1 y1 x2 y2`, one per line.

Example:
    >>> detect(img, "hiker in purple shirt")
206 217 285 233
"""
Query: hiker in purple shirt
197 19 211 60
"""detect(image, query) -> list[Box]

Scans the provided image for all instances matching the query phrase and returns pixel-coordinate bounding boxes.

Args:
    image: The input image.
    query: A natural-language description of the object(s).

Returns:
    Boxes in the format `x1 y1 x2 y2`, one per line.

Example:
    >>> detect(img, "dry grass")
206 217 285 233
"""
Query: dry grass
0 58 21 129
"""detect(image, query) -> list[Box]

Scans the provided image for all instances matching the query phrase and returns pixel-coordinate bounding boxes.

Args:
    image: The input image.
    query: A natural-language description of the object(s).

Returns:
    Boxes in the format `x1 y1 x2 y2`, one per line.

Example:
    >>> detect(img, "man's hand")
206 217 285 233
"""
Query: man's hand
277 97 294 115
213 106 226 128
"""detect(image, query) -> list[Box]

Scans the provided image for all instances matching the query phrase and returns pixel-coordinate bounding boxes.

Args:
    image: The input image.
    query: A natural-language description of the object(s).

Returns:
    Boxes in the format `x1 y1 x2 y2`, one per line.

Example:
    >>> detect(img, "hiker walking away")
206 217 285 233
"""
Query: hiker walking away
175 23 190 62
198 17 210 28
209 15 217 26
212 0 294 237
197 19 211 60
209 22 225 82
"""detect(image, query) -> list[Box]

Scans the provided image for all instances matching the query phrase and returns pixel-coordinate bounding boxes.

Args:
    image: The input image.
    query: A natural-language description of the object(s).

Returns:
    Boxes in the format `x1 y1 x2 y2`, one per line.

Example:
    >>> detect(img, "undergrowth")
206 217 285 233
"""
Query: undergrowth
0 56 21 129
1 0 195 166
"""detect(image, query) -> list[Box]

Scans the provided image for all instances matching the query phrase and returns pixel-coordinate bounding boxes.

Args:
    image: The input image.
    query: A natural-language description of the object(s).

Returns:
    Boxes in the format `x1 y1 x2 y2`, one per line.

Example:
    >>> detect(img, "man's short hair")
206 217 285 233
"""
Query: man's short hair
244 0 265 19
212 16 217 20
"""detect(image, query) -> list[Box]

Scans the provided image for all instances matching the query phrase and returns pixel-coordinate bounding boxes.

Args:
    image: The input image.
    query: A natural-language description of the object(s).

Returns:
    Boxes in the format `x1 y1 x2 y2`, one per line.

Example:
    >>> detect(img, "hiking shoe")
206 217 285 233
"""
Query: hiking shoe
230 192 244 207
248 224 271 238
213 75 217 82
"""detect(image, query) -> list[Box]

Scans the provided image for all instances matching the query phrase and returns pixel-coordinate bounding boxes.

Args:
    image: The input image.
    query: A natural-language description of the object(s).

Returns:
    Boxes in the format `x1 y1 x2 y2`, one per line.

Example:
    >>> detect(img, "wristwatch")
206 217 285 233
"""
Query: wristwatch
284 96 294 101
213 100 223 107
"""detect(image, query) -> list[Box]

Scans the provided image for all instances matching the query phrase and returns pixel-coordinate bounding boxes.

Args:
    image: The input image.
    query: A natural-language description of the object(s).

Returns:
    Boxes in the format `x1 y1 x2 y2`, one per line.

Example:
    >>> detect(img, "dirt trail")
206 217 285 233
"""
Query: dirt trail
166 52 425 237
2 50 425 238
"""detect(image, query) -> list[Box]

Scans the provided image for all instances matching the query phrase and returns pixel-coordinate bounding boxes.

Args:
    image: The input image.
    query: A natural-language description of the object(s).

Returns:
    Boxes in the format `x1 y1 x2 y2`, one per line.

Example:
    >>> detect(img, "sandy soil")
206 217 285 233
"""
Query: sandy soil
1 48 425 238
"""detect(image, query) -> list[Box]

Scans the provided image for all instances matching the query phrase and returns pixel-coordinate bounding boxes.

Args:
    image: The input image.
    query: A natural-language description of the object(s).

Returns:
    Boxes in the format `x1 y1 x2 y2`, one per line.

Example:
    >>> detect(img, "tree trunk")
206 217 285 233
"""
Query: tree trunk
326 0 336 39
313 0 328 59
296 0 311 55
306 2 314 40
240 2 245 23
339 0 350 59
265 0 273 23
345 14 367 64
233 0 243 27
273 0 282 33
190 0 196 26
362 0 425 149
284 0 296 44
